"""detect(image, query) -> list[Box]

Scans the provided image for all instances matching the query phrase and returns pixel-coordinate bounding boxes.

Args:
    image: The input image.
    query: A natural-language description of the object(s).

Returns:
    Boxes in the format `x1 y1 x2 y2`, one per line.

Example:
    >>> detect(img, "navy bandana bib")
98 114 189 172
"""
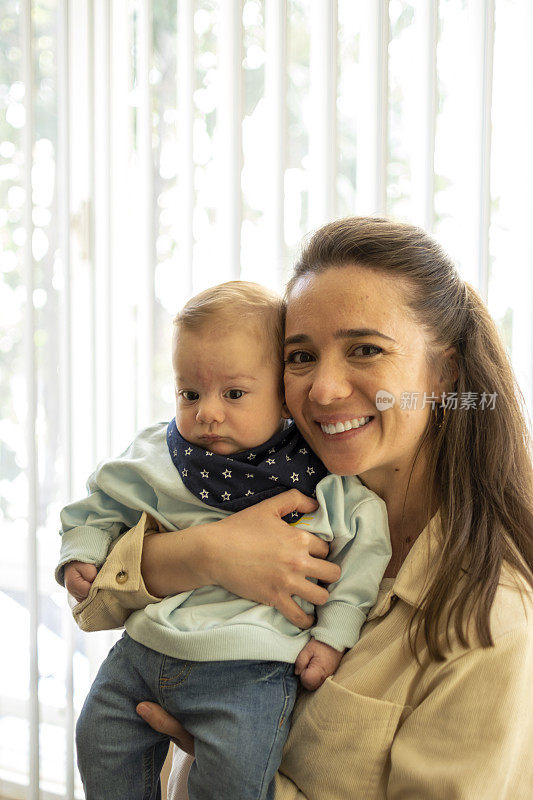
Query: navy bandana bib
167 419 328 522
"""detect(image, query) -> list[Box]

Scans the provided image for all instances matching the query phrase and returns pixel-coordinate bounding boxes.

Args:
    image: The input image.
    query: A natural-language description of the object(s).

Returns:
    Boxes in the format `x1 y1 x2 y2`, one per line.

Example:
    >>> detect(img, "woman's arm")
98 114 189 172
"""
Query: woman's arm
142 490 341 629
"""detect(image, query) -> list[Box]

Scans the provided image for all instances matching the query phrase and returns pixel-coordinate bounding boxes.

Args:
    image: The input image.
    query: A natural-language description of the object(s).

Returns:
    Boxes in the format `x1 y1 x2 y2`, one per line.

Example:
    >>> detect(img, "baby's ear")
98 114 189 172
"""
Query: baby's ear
281 401 292 420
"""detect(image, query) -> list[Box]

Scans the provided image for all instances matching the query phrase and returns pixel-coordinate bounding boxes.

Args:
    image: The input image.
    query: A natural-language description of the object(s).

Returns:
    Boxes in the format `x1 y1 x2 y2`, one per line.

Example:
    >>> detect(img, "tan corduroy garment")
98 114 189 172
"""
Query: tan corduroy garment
70 513 533 799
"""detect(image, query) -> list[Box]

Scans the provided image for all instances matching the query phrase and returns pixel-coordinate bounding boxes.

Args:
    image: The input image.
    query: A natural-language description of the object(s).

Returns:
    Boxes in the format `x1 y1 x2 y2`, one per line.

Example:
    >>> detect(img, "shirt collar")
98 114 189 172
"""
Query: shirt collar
368 512 442 620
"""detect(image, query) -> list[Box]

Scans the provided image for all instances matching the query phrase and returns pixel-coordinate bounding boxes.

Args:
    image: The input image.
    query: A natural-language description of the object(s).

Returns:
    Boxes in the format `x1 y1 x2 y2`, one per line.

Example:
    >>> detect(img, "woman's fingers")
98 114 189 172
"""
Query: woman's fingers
268 488 318 518
306 534 329 559
303 553 341 586
276 596 315 629
136 702 195 756
295 580 330 607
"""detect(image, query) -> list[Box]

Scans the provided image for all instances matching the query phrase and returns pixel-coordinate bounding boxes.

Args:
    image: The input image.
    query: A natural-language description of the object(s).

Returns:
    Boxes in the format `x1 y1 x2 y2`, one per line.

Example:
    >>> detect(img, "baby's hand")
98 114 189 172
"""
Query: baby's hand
294 638 344 691
64 561 97 602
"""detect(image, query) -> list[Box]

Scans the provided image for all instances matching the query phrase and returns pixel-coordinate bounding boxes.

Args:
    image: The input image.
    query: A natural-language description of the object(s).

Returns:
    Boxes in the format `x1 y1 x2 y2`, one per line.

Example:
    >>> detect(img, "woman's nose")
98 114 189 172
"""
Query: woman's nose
196 397 225 424
307 363 353 406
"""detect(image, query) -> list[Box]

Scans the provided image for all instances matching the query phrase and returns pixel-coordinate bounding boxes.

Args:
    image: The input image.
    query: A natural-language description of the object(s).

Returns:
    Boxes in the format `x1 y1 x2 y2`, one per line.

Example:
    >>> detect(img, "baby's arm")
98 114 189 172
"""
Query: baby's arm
295 638 344 690
295 474 392 652
56 431 161 587
64 561 98 602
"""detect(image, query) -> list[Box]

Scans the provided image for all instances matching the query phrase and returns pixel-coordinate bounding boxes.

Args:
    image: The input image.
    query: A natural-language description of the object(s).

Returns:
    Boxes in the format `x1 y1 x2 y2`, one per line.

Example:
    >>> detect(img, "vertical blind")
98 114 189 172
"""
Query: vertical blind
1 1 532 796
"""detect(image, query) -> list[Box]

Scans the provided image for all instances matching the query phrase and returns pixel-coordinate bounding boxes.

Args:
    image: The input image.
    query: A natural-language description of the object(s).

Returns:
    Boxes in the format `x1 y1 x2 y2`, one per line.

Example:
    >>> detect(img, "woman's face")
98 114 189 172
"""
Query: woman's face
283 265 450 485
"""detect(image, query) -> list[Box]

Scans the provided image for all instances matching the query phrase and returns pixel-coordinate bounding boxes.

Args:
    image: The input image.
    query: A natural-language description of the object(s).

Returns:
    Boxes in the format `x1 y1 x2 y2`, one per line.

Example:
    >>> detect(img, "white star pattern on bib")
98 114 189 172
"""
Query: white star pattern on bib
168 418 327 520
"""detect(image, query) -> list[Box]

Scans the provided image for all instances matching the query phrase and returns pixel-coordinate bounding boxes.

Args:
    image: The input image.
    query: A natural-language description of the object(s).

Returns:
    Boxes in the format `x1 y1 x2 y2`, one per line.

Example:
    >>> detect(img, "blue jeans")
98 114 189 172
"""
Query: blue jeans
76 633 298 800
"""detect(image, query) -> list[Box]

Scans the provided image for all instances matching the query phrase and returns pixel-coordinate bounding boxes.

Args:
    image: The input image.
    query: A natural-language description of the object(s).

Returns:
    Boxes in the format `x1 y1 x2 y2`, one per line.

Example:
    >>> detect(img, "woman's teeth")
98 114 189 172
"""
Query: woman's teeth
320 416 371 435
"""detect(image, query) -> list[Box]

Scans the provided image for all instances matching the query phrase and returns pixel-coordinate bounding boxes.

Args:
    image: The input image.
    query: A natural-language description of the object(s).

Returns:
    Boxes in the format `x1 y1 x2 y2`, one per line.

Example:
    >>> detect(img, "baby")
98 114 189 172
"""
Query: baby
57 282 391 800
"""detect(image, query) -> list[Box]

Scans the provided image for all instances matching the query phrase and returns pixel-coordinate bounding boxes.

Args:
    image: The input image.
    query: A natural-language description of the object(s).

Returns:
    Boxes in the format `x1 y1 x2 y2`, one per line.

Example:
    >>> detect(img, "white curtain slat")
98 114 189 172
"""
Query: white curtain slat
58 1 76 794
527 0 533 414
475 0 495 302
309 0 338 228
109 0 135 452
264 0 287 283
22 0 39 796
357 0 389 215
94 0 113 459
217 0 243 278
412 0 438 231
136 0 155 428
87 0 98 466
177 0 195 298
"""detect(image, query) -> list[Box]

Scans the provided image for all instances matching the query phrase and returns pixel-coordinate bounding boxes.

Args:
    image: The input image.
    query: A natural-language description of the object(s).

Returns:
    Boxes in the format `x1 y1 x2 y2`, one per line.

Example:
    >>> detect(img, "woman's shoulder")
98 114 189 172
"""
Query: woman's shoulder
489 562 533 641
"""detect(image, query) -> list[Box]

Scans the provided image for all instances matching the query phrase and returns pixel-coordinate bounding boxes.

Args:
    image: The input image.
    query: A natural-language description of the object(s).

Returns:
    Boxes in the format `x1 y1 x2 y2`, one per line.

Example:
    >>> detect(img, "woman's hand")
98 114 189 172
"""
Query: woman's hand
141 489 341 629
136 702 195 756
205 490 341 628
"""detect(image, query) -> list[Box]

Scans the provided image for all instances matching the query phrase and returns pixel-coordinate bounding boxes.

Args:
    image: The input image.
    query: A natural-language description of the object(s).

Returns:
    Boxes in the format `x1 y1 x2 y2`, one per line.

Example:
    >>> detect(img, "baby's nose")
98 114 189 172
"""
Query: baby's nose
196 397 225 424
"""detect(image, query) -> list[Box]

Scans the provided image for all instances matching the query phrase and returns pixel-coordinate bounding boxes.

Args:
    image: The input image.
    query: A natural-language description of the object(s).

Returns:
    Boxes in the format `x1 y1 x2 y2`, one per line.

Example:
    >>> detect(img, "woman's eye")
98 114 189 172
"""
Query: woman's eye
225 389 244 400
353 345 382 357
180 390 199 402
285 351 314 365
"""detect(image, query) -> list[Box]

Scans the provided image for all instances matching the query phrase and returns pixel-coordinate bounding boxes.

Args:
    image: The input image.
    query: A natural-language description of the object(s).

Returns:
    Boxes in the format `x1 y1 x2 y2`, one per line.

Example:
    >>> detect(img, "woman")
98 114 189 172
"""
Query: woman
83 218 533 798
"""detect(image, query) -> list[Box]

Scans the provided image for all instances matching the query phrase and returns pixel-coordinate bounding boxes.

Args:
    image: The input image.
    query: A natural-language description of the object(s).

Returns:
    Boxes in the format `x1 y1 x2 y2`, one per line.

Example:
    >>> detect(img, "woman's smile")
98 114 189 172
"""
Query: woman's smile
317 415 373 435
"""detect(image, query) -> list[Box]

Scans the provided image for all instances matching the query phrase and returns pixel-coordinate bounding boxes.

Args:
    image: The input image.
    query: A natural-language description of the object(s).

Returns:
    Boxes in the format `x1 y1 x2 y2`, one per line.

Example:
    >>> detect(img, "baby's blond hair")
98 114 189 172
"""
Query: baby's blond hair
173 281 283 365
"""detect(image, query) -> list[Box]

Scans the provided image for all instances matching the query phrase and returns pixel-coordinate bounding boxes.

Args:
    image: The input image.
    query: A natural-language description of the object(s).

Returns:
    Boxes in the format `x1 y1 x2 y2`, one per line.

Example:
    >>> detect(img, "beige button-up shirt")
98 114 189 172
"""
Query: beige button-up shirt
71 513 533 799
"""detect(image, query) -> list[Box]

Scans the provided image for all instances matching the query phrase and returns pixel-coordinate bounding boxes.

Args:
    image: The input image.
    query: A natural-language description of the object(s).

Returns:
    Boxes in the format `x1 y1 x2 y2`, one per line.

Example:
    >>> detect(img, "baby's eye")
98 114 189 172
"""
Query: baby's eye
179 390 199 402
285 351 314 365
225 389 245 400
352 344 382 357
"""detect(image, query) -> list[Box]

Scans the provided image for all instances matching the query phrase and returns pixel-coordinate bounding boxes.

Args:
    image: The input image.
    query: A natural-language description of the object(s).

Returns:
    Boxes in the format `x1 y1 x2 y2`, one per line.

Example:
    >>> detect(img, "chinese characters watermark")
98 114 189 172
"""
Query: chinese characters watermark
376 390 498 411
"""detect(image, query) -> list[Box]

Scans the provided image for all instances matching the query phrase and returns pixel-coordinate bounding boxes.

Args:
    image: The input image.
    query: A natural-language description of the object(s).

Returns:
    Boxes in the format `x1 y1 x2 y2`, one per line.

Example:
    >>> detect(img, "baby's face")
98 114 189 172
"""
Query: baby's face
173 322 286 455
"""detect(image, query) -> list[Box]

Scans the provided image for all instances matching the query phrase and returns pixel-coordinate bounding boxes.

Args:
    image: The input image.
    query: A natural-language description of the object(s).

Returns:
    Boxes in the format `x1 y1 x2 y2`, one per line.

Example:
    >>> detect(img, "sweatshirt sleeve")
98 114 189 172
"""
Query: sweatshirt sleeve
55 432 161 585
387 626 533 799
297 474 391 652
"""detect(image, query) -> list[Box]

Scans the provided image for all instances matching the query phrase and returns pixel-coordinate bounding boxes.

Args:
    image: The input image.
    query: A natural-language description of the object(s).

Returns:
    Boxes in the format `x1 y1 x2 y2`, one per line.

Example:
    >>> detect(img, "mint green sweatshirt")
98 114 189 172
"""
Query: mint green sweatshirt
56 423 391 662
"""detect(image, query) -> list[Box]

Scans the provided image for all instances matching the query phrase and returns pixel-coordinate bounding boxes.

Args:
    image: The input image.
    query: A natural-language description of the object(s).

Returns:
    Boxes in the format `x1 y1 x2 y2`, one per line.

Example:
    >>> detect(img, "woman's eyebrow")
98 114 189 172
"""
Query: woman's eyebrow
284 328 396 346
284 334 310 346
336 328 397 343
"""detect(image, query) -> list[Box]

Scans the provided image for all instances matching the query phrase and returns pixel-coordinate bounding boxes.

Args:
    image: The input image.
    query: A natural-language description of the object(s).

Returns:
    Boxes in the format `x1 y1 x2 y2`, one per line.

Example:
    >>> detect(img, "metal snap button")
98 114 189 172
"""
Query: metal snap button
115 570 128 584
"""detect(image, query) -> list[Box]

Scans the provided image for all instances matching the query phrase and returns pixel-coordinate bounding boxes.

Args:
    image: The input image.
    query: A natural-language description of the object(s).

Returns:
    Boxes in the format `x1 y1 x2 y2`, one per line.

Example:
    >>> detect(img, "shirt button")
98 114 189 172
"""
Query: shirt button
115 570 128 584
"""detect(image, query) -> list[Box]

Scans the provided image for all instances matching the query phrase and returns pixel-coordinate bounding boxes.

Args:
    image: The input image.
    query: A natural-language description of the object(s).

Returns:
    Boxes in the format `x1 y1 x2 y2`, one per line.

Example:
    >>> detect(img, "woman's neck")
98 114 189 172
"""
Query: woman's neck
359 456 437 578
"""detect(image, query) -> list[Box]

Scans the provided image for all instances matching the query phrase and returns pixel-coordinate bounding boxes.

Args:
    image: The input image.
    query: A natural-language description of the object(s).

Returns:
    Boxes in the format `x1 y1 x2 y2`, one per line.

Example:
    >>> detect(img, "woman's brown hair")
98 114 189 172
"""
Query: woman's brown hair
286 216 533 661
